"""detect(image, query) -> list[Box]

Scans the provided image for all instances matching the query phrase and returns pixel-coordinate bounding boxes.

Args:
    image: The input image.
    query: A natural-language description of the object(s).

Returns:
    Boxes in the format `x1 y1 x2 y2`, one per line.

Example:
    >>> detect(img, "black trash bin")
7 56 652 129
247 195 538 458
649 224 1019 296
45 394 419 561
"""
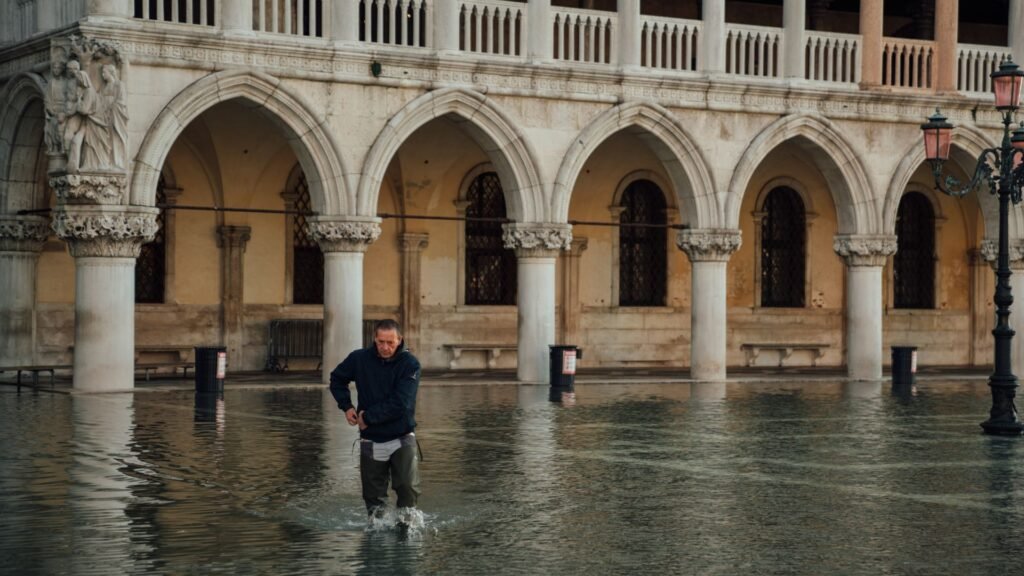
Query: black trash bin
549 345 582 402
891 346 917 386
195 346 227 393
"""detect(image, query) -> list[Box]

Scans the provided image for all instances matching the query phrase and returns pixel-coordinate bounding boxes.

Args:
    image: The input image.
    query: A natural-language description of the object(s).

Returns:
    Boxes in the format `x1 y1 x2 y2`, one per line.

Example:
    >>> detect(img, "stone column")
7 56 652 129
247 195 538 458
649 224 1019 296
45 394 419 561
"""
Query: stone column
934 0 958 92
1011 0 1024 65
859 0 884 88
677 229 742 381
528 0 553 62
221 0 254 33
559 237 588 346
503 223 572 383
834 235 897 381
0 216 50 366
399 232 429 354
618 0 641 68
434 0 460 52
308 217 381 384
330 0 360 42
217 226 251 365
981 240 1024 379
85 0 132 17
52 204 159 392
783 0 806 80
701 0 726 74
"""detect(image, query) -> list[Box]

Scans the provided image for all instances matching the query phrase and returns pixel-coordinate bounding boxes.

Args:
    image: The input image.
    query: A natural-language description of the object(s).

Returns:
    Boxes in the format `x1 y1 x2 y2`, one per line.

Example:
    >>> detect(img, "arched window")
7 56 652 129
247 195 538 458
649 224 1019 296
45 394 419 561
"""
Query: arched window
894 192 935 309
760 186 805 307
135 176 166 303
292 172 324 305
465 172 516 305
619 180 666 306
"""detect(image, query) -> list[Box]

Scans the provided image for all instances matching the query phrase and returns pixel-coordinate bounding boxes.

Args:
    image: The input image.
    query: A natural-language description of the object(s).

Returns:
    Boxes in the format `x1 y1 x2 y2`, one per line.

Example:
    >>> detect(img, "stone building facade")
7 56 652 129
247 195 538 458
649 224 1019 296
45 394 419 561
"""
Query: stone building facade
1 0 1022 391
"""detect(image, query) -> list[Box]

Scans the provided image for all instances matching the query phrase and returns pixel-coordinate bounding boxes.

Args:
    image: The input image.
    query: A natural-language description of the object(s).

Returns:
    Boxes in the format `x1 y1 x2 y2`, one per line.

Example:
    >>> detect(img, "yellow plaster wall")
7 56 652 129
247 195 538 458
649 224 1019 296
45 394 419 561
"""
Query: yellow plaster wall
568 131 685 308
732 145 842 310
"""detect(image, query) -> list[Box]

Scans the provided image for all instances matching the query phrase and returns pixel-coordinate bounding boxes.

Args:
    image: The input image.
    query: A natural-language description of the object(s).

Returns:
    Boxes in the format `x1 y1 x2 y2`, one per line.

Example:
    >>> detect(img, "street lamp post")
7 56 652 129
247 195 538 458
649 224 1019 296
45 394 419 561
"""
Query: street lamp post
921 60 1024 435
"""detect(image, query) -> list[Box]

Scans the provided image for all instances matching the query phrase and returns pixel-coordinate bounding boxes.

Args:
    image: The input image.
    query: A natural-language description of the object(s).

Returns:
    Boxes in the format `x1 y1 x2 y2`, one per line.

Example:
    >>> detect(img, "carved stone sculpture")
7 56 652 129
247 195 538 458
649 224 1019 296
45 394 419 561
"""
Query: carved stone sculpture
676 229 742 262
51 205 160 258
45 36 128 178
307 218 382 252
833 235 897 267
502 223 572 257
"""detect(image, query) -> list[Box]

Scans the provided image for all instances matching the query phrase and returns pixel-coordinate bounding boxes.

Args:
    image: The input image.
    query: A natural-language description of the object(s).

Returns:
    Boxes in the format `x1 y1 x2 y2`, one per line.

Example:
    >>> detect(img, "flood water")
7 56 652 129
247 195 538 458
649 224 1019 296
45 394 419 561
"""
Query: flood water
2 379 1024 575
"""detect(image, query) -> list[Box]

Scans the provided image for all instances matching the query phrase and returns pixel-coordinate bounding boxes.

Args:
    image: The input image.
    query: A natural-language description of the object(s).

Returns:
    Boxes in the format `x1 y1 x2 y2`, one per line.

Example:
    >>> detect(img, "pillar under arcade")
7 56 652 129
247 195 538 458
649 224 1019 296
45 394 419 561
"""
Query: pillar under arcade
309 217 381 384
503 223 572 383
0 216 50 366
677 229 742 382
834 235 897 381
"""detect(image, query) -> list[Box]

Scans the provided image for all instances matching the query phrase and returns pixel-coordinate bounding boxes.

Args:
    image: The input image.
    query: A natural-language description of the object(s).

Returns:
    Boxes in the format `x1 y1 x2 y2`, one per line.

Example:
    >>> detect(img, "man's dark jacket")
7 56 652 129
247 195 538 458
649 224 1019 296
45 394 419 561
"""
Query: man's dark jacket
329 342 420 443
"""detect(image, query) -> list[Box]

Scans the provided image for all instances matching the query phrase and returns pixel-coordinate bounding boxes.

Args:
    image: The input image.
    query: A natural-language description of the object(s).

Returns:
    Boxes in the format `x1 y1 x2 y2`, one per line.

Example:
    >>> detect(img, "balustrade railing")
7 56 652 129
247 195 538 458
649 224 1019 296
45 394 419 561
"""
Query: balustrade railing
725 23 781 78
957 44 1011 95
805 31 859 84
253 0 324 37
359 0 430 47
135 0 216 26
458 0 524 57
552 7 615 65
639 16 700 72
881 38 934 89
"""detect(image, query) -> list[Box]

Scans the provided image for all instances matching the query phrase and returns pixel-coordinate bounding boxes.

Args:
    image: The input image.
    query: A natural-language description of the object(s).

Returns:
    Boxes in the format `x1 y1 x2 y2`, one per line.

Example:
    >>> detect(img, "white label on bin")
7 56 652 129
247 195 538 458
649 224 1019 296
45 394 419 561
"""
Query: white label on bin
562 350 576 375
911 350 917 374
216 351 227 379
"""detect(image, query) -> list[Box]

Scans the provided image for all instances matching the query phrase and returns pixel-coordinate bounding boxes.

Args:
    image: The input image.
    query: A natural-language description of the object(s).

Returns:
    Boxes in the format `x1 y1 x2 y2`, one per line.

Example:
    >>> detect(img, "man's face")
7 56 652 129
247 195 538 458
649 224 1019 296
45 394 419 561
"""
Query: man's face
375 329 402 359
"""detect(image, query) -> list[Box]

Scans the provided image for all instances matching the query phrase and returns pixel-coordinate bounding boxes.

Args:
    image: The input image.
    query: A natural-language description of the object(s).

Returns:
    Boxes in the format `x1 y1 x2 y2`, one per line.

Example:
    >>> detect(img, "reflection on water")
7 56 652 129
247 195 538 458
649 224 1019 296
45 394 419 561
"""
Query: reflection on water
2 380 1024 574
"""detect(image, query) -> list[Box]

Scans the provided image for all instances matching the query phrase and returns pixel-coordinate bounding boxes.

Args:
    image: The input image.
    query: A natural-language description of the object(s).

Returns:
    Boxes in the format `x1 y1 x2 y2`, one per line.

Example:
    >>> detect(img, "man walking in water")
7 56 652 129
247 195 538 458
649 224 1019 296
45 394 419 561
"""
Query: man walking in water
330 319 421 526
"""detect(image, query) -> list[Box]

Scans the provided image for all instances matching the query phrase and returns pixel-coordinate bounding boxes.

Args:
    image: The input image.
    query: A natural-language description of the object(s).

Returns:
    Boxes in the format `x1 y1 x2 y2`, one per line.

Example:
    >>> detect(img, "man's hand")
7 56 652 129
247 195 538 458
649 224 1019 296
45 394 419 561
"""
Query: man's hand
345 407 358 426
357 410 368 431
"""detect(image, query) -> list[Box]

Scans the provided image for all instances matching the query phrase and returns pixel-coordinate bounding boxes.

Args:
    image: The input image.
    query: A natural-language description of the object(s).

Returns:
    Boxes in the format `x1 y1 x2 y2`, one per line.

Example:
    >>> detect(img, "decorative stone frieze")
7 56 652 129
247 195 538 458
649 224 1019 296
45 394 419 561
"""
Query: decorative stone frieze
307 217 382 252
676 229 742 262
980 239 1024 271
46 35 128 175
502 223 572 258
51 205 160 258
833 235 897 267
49 171 127 205
0 215 51 252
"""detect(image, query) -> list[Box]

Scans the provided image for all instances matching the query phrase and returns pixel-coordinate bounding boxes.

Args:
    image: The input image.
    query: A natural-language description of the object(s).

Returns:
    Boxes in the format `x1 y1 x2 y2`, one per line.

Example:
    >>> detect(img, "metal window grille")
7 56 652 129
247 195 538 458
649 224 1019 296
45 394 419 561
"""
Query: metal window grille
465 172 516 305
135 177 166 303
292 173 324 305
894 192 935 309
760 186 805 307
619 180 667 306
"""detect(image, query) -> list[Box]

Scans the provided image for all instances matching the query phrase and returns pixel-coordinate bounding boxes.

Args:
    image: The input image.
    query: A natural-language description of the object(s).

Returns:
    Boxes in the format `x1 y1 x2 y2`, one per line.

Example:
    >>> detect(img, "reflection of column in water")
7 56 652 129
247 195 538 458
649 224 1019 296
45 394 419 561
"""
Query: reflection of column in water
69 394 136 572
515 385 558 522
843 380 882 399
690 381 727 401
193 392 225 429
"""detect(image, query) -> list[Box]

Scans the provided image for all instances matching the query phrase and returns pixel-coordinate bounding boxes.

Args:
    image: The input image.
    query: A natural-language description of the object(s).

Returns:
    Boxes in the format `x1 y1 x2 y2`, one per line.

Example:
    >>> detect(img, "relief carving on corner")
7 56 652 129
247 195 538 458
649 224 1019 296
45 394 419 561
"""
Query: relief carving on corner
45 35 129 204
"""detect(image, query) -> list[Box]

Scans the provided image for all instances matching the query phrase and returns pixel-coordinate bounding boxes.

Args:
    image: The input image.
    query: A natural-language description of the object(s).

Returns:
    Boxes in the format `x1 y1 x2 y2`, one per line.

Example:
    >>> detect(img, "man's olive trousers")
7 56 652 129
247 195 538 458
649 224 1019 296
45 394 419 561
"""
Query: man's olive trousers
360 440 420 513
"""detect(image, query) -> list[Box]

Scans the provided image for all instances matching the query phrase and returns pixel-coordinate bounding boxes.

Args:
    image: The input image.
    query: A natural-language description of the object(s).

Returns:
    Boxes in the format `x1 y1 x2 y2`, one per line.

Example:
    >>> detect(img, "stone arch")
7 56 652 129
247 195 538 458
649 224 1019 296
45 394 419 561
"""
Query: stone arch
884 125 1005 241
131 70 347 213
358 87 543 221
553 101 716 228
726 113 873 235
0 72 48 213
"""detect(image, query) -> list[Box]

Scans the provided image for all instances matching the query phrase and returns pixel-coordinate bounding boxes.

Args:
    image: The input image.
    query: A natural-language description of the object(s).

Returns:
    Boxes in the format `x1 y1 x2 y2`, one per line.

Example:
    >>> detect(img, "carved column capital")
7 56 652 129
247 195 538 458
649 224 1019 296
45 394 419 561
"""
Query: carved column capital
833 235 897 267
49 171 127 205
399 232 429 252
51 205 160 258
980 239 1024 271
502 222 572 258
676 229 742 262
0 215 51 252
217 225 252 250
307 217 381 253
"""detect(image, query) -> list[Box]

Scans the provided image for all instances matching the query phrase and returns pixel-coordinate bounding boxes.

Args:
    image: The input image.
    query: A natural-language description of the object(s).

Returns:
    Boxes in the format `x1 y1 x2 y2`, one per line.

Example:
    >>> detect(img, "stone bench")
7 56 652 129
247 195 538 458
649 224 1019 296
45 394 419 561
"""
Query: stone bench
136 362 195 381
443 344 516 370
741 343 830 367
0 364 73 387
